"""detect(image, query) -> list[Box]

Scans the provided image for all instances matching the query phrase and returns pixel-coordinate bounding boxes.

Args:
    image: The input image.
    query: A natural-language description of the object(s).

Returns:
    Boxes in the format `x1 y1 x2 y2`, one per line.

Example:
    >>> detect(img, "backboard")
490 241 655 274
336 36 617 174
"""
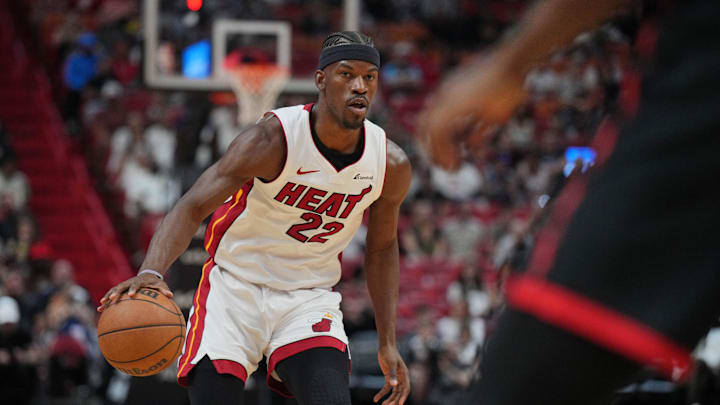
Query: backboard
142 0 360 94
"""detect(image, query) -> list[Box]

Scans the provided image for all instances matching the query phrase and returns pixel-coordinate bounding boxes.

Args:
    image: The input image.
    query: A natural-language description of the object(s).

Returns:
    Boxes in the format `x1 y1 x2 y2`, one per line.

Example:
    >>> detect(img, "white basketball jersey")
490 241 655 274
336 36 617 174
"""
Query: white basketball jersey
204 104 387 290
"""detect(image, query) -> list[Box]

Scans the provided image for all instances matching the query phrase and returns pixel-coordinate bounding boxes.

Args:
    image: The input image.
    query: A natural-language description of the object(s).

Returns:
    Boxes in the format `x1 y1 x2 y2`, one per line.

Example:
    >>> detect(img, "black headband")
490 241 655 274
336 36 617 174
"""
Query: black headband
317 44 381 70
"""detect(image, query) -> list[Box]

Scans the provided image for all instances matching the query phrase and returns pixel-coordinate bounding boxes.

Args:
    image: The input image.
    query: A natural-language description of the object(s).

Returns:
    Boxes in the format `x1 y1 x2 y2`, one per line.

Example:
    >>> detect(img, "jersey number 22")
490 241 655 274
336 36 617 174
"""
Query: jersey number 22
286 213 344 243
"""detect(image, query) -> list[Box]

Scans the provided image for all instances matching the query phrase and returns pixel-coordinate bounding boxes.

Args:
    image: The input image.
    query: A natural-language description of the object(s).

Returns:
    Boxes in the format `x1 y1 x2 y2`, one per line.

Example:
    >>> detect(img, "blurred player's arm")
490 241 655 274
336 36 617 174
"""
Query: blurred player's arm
496 0 629 78
421 0 630 169
98 114 286 310
365 140 412 405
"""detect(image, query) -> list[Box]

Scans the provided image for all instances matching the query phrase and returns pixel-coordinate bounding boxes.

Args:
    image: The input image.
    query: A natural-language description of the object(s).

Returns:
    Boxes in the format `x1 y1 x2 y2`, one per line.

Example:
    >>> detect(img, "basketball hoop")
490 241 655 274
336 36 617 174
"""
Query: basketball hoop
225 63 289 127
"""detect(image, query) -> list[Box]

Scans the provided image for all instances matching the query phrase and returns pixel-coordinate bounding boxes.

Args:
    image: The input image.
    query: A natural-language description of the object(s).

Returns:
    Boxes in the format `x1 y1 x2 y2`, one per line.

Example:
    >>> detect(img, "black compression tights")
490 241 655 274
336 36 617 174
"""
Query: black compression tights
187 348 350 405
187 356 245 405
275 347 351 405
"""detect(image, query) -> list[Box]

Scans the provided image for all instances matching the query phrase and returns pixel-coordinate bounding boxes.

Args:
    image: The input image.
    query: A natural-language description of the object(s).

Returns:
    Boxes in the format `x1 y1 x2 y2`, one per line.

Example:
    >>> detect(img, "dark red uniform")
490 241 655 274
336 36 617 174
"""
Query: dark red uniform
473 1 720 403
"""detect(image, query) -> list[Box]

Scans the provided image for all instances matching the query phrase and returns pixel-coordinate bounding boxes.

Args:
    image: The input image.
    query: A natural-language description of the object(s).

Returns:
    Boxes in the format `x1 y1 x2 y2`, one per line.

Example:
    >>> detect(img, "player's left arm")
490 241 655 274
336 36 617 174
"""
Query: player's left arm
365 139 412 405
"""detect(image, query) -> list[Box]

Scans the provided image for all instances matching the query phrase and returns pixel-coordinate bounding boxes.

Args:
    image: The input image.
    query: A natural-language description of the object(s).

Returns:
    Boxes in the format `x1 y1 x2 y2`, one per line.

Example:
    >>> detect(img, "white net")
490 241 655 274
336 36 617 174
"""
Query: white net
225 64 290 127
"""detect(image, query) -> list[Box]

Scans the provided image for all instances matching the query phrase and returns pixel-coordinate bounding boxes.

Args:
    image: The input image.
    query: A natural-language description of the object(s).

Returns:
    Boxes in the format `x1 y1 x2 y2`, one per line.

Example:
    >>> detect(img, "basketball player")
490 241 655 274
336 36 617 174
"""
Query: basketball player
98 32 411 405
420 0 720 404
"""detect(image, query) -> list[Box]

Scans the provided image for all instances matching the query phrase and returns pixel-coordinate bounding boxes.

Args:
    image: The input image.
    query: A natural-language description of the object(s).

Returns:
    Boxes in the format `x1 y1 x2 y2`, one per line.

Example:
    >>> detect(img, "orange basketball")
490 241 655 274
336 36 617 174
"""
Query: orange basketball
97 288 186 376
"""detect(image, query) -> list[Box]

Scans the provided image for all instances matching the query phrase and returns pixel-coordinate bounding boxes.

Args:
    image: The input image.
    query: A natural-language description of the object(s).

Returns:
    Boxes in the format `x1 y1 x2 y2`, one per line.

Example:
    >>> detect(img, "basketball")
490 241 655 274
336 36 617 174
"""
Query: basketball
97 288 186 376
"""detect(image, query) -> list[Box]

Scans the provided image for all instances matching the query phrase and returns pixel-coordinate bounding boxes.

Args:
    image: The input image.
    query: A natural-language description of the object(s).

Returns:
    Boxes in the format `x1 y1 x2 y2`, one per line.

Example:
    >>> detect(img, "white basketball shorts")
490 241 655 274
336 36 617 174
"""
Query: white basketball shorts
176 259 350 397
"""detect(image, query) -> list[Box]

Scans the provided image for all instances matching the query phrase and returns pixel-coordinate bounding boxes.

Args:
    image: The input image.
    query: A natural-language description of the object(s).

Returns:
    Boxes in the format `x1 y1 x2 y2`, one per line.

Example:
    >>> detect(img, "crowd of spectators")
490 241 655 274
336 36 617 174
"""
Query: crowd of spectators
0 124 112 404
12 1 720 405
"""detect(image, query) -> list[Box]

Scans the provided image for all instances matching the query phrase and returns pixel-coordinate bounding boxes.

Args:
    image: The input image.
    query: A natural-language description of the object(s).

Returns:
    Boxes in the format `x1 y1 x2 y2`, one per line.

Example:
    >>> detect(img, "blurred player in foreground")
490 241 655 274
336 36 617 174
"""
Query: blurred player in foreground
421 0 720 403
99 31 411 405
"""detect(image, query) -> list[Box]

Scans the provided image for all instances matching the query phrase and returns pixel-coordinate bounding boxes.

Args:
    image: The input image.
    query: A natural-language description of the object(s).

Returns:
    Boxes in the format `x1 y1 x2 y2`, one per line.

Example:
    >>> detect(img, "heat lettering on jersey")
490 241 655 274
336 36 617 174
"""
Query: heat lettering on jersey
338 186 372 219
296 187 327 211
277 182 374 244
273 183 307 205
315 193 345 217
274 182 373 219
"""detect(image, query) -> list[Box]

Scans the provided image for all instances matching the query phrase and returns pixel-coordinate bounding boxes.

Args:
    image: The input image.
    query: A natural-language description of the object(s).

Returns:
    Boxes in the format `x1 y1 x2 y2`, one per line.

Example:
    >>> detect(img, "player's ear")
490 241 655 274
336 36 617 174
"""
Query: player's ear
315 69 326 91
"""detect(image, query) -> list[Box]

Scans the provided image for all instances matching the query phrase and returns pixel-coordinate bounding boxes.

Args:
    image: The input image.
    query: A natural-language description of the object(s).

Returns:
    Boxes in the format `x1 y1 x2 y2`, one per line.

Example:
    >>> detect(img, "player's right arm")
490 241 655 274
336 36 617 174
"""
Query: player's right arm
98 114 286 311
420 0 630 170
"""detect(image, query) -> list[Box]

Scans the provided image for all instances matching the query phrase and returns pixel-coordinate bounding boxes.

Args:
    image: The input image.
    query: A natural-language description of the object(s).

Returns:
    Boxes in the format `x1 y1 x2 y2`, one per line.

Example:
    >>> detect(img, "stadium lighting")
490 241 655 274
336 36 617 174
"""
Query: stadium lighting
187 0 202 11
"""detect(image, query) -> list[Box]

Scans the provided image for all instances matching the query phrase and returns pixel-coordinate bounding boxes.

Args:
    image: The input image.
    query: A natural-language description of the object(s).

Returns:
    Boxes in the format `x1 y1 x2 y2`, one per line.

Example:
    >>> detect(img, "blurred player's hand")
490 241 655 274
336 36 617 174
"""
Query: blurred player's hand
97 273 173 312
374 344 410 405
418 56 527 171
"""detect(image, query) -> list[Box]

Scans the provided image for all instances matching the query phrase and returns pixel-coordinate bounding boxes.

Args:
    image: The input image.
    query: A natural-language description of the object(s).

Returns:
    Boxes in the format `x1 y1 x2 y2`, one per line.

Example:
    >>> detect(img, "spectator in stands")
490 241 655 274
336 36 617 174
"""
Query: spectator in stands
503 105 536 150
431 324 480 403
408 168 446 202
0 154 29 211
110 38 139 85
12 214 41 264
441 202 487 262
526 57 567 99
381 41 425 94
0 195 19 255
206 105 241 157
107 110 145 180
478 159 515 205
47 333 89 401
446 263 492 318
406 306 440 404
407 306 440 362
81 79 124 127
49 259 79 293
2 266 39 333
119 147 172 218
491 217 528 269
0 295 37 405
36 259 89 317
144 109 178 173
42 260 99 402
436 300 485 349
515 150 563 199
430 162 484 201
401 199 448 261
62 32 103 122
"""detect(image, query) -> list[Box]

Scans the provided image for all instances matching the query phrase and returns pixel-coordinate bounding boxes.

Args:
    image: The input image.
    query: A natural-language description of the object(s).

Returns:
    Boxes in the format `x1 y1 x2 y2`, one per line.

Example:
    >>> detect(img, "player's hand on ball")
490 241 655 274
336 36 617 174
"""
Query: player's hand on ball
418 55 527 171
97 273 173 312
374 345 410 405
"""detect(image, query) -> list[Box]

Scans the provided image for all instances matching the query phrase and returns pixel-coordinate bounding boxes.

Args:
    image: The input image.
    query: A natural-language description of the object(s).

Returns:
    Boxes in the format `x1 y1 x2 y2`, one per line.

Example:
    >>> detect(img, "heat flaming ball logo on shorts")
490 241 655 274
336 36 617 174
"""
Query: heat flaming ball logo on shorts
310 313 334 333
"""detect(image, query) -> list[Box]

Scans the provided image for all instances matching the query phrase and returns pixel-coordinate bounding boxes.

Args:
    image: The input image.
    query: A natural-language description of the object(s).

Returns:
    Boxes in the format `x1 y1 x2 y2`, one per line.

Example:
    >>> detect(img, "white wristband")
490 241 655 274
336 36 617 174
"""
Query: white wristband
138 269 164 280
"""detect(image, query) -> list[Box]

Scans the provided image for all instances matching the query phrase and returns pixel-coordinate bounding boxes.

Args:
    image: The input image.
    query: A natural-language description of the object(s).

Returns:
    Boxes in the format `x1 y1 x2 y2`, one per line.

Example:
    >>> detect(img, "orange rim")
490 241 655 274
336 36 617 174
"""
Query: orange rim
227 64 289 93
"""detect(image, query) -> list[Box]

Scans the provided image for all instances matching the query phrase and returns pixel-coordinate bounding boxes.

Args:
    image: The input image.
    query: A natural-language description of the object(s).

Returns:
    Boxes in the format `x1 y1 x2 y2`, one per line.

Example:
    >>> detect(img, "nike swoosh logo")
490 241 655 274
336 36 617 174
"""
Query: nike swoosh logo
297 168 320 175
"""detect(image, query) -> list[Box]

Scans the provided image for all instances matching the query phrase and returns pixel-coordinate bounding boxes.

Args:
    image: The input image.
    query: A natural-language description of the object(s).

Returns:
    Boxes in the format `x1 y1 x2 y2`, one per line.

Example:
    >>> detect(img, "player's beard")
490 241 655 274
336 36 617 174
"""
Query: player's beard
329 101 364 129
342 116 364 129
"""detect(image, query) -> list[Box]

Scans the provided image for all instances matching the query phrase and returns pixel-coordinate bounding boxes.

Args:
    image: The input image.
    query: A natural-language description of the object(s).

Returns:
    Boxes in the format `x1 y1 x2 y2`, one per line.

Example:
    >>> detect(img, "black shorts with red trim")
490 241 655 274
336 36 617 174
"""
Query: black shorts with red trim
506 0 720 382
